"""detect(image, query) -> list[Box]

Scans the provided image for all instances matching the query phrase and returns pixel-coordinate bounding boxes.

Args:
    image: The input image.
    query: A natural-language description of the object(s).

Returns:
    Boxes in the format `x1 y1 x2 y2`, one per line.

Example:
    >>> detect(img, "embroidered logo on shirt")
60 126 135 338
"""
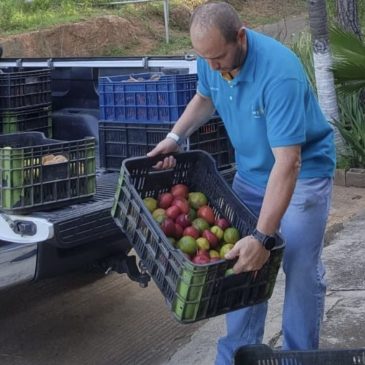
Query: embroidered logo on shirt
251 105 265 118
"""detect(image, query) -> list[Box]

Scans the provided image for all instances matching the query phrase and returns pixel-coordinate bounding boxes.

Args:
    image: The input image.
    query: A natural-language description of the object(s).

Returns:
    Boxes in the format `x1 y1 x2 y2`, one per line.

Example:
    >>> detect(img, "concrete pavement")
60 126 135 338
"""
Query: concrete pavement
162 185 365 364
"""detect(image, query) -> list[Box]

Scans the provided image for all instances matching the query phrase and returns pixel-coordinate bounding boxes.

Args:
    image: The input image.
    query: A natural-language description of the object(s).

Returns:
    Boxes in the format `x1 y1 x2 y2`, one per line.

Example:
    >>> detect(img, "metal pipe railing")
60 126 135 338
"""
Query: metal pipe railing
100 0 170 43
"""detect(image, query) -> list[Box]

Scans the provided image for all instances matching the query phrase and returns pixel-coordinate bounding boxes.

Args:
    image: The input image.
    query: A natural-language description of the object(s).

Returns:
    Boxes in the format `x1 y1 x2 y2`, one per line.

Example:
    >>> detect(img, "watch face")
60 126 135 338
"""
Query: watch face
264 236 276 250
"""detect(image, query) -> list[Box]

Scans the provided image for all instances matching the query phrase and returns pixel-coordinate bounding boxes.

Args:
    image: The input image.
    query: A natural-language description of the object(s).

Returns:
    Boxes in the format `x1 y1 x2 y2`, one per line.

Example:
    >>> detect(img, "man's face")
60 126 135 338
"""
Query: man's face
191 26 245 73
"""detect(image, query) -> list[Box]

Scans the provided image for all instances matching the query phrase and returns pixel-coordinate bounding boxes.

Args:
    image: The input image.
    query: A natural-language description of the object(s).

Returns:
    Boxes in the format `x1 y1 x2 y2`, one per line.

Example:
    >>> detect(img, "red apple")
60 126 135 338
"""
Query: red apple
174 223 184 239
197 249 210 257
172 197 190 214
166 205 181 220
202 229 219 249
175 213 191 228
197 205 216 225
158 192 174 209
183 226 200 239
215 217 231 230
192 254 210 265
160 218 176 237
171 184 189 199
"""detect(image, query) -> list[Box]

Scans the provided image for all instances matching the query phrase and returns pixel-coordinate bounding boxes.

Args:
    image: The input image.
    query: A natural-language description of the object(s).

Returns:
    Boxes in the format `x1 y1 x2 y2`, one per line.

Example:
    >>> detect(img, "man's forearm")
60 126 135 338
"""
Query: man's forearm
256 148 301 235
171 93 215 138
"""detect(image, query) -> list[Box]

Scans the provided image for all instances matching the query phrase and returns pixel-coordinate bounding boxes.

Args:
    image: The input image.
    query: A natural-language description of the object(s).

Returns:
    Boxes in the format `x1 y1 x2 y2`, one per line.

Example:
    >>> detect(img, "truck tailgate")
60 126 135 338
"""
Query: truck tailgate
0 171 122 247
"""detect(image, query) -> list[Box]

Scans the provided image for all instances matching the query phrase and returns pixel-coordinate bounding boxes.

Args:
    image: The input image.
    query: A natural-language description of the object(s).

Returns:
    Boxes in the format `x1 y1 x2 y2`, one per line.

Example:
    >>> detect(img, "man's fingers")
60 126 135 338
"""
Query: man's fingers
152 160 164 169
168 155 176 167
146 150 156 157
224 245 239 260
152 156 176 170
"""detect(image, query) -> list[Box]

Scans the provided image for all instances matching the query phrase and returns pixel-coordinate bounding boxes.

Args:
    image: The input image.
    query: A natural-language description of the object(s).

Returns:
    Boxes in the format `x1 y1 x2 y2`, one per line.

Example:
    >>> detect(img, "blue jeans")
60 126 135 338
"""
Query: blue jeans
215 174 333 365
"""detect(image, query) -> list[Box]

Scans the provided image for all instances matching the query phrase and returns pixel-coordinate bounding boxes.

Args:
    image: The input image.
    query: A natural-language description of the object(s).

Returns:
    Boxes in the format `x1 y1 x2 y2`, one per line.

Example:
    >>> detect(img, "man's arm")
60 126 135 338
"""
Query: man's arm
146 93 215 168
256 145 301 236
170 93 215 139
225 145 301 272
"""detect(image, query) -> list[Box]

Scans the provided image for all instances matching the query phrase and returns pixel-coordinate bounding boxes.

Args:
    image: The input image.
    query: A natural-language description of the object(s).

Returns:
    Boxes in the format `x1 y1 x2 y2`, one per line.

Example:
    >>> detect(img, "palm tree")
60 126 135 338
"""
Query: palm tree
336 0 362 40
330 26 365 95
307 0 344 153
330 26 365 168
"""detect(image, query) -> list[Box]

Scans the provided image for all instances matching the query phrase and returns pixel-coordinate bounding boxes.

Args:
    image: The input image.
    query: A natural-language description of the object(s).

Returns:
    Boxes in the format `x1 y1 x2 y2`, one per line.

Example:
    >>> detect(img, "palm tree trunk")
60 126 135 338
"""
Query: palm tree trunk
308 0 344 153
336 0 362 40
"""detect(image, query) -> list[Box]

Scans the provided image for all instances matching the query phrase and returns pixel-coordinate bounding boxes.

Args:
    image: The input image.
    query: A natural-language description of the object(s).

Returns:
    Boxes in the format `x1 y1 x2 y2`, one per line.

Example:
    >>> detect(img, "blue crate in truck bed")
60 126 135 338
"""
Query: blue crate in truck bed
98 72 197 123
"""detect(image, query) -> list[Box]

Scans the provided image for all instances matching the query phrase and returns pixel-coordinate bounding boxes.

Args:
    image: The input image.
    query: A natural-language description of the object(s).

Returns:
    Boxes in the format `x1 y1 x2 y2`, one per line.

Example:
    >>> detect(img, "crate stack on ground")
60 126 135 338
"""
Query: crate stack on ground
0 67 53 137
98 71 236 182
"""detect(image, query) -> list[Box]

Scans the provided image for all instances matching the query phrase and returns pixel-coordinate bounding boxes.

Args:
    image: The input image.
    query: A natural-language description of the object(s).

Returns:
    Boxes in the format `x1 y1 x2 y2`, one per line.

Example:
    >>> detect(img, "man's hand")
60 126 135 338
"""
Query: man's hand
146 138 179 169
225 235 270 273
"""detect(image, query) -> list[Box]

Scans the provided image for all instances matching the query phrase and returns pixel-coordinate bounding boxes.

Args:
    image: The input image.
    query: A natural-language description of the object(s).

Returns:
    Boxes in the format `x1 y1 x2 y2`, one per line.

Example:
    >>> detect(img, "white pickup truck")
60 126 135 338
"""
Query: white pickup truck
0 53 235 290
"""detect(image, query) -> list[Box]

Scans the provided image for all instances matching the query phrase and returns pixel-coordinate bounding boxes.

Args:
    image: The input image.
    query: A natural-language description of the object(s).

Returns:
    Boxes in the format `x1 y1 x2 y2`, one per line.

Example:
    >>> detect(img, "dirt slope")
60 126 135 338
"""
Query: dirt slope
0 1 306 58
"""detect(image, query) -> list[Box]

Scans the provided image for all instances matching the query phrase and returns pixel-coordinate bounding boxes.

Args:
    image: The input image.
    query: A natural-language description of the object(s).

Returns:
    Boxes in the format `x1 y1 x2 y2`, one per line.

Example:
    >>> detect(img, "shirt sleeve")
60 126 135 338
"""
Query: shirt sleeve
264 78 307 148
196 57 211 98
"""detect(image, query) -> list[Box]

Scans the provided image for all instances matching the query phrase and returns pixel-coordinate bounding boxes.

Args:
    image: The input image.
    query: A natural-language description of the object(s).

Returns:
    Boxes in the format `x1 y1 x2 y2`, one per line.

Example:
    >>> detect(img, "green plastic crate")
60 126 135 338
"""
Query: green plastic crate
0 104 52 137
0 132 96 213
111 150 285 323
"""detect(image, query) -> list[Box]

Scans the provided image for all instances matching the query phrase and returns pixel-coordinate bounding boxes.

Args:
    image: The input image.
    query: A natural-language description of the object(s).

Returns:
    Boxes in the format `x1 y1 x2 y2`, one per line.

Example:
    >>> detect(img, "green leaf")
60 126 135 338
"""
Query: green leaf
329 25 365 96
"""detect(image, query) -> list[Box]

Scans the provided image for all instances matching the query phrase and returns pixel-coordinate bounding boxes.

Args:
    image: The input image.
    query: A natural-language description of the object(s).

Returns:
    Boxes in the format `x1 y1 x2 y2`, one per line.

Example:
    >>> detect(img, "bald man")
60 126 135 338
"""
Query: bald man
148 3 335 364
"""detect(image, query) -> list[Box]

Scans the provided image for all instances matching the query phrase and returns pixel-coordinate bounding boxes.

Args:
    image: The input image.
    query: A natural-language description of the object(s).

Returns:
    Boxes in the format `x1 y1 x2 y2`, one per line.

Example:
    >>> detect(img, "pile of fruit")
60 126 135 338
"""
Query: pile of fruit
143 183 241 265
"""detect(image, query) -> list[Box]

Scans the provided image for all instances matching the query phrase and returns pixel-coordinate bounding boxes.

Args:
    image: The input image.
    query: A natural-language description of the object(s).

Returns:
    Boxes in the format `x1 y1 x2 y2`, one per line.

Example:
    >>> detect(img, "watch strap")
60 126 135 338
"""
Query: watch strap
166 132 183 146
252 228 276 250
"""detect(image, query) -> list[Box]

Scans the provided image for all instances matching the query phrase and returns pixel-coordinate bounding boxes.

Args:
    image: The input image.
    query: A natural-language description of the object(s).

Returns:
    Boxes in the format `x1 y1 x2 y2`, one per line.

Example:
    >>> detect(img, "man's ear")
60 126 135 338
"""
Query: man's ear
237 27 246 42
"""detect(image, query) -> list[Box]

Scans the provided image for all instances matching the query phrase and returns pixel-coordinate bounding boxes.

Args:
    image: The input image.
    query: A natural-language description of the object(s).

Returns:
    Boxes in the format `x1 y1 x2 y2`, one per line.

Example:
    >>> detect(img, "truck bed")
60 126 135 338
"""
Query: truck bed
0 55 197 286
32 170 121 248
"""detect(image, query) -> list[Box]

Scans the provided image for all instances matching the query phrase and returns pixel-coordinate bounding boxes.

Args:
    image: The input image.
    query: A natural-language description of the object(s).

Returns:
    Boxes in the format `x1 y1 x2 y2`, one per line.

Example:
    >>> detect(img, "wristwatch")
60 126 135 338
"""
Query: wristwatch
252 228 276 250
166 132 184 146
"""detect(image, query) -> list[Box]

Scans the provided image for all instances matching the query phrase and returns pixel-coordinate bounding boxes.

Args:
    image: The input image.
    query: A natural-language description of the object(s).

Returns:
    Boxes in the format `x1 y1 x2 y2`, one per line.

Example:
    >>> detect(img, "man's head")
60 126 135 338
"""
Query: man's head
190 2 246 73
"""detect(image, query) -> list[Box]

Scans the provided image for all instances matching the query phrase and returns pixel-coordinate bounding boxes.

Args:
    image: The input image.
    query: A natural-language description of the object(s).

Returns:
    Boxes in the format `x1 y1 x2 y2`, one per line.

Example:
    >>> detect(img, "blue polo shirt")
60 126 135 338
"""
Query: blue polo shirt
197 29 335 188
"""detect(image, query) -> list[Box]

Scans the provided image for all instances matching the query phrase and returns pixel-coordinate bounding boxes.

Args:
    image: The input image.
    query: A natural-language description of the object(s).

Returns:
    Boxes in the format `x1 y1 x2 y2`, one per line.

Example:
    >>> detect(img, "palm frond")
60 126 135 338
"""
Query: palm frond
329 25 365 57
332 93 365 168
329 25 365 96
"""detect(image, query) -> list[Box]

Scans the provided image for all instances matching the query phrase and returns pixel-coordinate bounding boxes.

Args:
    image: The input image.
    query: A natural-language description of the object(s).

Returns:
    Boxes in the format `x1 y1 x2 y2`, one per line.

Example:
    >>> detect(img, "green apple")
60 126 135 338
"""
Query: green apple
220 243 234 259
223 227 240 244
196 237 210 251
210 225 224 240
209 249 220 259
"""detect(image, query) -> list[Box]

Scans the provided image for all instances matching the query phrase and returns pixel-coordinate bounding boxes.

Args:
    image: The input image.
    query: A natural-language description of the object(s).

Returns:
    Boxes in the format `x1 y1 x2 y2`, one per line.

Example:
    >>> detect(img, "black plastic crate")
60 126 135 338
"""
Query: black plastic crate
0 68 52 110
111 150 284 323
220 165 236 185
0 132 96 214
234 344 365 365
188 118 235 170
99 121 171 171
0 104 52 137
99 117 235 171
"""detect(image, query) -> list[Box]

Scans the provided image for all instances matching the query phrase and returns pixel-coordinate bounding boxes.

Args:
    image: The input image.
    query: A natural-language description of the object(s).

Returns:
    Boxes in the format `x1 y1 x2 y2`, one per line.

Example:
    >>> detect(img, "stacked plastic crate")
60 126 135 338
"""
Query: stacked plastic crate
0 67 53 137
0 67 96 214
98 71 236 182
